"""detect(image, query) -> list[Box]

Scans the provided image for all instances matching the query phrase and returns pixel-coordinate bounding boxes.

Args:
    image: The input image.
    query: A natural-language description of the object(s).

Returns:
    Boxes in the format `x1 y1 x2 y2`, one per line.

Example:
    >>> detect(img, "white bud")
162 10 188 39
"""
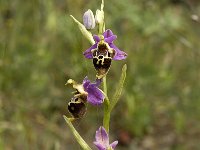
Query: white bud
95 9 104 24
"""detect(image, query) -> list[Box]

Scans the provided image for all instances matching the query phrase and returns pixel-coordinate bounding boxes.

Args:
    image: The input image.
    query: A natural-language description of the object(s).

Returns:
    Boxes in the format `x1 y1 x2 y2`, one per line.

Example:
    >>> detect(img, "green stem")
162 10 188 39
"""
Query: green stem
103 76 110 132
103 76 107 95
98 0 105 35
103 103 110 132
101 0 105 33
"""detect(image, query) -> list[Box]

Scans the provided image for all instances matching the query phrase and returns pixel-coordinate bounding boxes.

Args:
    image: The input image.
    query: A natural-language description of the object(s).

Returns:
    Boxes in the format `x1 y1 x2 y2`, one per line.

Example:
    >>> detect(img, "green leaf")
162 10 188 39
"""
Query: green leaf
110 64 127 111
70 15 95 45
63 116 92 150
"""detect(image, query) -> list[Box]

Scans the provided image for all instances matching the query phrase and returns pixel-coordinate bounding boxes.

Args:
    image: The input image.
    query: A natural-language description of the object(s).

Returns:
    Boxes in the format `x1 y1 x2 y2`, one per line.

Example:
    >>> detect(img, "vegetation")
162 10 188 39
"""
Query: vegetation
1 0 200 149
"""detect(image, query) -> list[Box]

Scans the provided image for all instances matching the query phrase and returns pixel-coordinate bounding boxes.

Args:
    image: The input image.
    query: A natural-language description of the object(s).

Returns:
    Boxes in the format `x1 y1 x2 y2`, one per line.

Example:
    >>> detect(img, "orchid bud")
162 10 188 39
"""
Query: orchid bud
83 9 95 30
95 9 104 24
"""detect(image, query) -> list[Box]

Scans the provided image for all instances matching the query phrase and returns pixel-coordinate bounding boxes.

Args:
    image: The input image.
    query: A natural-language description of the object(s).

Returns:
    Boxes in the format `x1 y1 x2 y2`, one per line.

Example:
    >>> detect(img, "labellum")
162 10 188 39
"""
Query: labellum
92 36 115 79
68 97 87 119
67 80 88 119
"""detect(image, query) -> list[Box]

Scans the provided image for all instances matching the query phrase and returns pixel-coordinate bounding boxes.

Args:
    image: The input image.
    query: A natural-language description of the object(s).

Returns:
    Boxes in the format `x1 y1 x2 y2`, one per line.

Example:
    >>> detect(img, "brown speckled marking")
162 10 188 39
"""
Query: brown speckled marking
92 42 115 79
68 97 87 119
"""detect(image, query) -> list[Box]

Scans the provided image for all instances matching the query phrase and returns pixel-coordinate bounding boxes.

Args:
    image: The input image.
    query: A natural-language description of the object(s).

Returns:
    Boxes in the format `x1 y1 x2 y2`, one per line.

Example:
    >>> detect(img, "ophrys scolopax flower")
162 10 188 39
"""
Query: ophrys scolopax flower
83 29 127 79
66 77 105 119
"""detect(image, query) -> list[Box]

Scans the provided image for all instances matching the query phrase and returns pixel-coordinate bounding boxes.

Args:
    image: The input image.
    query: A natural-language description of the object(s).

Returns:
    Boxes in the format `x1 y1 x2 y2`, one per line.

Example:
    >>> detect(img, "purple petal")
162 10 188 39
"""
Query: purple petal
95 78 102 87
95 127 109 147
83 76 90 90
109 43 127 60
93 35 100 42
82 77 103 105
83 78 102 90
103 29 114 38
105 35 117 43
93 142 106 150
86 84 104 105
110 141 118 149
83 43 97 59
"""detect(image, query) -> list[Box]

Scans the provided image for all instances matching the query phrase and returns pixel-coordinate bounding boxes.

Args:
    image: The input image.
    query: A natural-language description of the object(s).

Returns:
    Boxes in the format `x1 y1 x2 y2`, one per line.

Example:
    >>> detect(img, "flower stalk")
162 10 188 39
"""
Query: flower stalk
96 0 105 34
103 102 111 132
102 76 110 132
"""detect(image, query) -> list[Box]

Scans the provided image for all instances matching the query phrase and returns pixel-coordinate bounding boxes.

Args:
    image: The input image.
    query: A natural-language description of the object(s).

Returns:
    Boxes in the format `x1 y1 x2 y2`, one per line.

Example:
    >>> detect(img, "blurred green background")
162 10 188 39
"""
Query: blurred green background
1 0 200 149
